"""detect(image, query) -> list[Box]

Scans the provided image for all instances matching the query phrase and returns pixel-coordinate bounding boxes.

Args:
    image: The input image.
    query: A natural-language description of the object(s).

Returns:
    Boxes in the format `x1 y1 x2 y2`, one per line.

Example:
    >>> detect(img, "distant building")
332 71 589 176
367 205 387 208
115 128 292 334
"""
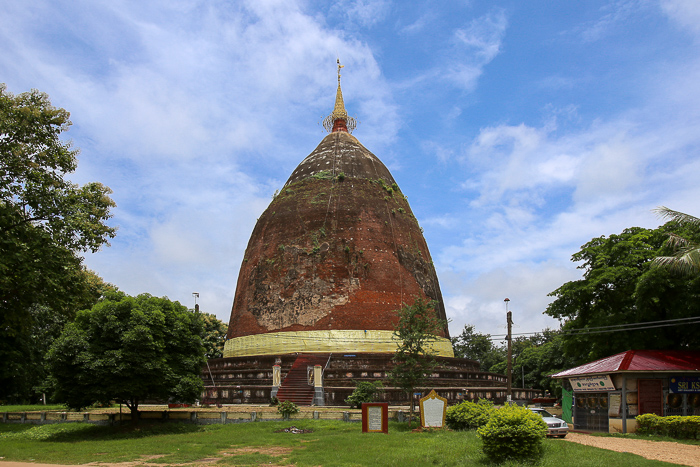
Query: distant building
552 350 700 433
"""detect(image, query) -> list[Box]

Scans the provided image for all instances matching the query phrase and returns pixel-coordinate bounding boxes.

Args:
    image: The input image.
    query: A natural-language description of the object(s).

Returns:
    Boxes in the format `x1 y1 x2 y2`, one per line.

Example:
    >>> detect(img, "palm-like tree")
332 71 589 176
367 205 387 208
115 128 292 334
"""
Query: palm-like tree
653 206 700 274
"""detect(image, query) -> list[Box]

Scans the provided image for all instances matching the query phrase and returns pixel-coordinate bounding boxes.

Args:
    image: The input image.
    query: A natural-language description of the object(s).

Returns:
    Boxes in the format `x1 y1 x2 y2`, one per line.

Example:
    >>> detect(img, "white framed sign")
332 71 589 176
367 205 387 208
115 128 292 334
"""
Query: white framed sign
570 375 615 392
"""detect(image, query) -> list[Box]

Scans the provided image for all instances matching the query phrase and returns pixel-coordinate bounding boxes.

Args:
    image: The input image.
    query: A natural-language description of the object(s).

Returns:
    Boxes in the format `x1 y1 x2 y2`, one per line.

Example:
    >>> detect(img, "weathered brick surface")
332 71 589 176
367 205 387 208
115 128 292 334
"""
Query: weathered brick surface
227 132 449 340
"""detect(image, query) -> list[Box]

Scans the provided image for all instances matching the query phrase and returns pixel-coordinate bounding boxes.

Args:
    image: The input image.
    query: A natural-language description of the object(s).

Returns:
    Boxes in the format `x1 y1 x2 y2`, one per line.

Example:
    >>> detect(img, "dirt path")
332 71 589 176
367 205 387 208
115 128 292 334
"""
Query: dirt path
564 432 700 467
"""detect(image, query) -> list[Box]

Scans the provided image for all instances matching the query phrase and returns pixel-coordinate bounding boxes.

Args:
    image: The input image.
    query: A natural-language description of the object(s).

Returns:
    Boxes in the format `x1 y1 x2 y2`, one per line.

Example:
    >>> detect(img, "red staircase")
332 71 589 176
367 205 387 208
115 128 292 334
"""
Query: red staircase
276 354 330 406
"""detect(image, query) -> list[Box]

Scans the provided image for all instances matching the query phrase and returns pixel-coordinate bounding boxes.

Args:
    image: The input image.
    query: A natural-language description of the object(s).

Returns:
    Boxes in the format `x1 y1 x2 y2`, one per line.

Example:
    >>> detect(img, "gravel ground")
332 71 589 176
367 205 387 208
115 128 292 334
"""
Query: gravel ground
564 432 700 467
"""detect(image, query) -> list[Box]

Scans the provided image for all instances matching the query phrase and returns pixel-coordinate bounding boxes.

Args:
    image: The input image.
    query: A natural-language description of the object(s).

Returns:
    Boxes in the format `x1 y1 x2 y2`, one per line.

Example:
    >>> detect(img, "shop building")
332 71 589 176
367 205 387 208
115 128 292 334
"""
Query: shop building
551 350 700 433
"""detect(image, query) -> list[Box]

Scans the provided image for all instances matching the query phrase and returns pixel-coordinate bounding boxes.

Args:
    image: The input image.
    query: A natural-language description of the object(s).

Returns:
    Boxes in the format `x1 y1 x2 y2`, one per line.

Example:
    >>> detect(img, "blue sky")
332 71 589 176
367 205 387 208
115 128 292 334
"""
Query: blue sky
2 0 699 340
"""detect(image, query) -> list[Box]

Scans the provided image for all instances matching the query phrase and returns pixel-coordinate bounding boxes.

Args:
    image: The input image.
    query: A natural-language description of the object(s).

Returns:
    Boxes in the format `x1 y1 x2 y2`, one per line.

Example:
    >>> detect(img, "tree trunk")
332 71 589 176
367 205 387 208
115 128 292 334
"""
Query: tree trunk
126 399 139 425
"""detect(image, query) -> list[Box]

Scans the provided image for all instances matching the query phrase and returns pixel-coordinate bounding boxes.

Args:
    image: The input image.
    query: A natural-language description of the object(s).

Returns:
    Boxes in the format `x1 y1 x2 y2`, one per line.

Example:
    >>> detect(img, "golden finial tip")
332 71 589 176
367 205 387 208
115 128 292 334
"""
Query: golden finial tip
323 59 357 133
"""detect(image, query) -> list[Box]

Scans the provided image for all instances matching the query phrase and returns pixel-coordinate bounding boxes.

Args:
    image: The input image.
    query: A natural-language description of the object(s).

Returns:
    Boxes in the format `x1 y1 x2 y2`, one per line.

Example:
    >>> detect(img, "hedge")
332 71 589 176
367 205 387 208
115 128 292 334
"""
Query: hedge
636 414 700 439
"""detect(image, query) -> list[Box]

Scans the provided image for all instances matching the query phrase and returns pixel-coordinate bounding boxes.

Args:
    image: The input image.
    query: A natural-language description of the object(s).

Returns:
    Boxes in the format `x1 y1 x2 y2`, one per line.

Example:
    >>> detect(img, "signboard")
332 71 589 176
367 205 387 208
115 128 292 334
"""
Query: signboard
419 390 447 428
669 376 700 394
608 393 621 417
569 375 615 392
361 403 388 434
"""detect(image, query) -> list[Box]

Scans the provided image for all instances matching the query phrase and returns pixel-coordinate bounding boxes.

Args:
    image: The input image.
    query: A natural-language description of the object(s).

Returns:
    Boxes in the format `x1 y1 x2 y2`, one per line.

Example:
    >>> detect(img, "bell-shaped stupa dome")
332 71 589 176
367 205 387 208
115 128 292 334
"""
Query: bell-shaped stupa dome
225 61 452 358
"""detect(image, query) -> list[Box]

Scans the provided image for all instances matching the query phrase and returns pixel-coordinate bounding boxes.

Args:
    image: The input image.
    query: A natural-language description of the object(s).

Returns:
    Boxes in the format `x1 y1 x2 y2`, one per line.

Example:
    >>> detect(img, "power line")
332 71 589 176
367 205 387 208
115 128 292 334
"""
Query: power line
486 316 700 340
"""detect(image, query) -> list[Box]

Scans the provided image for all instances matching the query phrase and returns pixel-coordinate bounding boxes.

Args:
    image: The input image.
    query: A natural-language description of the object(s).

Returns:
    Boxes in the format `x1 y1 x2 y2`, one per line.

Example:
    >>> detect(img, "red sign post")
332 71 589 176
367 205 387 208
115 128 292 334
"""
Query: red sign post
361 402 388 434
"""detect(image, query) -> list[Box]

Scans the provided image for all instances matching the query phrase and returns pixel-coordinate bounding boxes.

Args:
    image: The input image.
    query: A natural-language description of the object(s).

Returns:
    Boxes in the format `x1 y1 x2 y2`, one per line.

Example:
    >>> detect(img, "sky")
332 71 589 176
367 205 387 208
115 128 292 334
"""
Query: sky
2 0 699 342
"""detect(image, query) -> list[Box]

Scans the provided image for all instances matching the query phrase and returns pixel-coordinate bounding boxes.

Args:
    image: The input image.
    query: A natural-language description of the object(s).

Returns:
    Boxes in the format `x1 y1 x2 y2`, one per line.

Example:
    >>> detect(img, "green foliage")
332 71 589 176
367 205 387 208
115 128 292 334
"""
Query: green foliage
311 170 333 180
450 324 505 372
337 172 346 181
198 312 227 359
477 404 548 462
389 298 446 423
46 293 206 419
636 413 700 439
445 399 494 431
546 223 700 362
0 85 116 402
345 381 383 408
276 400 299 419
653 207 700 275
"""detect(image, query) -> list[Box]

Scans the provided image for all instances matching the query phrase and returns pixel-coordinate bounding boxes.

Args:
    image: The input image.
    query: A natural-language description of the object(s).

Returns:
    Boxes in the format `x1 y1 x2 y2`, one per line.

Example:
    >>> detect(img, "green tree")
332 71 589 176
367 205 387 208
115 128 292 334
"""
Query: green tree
198 312 227 359
451 324 505 372
1 84 116 400
345 381 383 408
389 298 446 425
47 293 206 421
0 269 116 403
653 206 700 275
545 224 700 362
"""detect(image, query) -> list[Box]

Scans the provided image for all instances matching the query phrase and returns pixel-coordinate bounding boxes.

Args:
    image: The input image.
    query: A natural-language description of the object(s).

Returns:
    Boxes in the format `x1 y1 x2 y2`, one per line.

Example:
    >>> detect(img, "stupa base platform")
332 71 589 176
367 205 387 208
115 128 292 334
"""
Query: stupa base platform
201 353 542 406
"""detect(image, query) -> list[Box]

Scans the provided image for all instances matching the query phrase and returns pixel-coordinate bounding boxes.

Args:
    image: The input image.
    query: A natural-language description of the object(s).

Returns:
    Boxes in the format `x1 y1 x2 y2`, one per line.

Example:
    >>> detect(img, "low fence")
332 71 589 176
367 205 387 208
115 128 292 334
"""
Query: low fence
0 409 417 426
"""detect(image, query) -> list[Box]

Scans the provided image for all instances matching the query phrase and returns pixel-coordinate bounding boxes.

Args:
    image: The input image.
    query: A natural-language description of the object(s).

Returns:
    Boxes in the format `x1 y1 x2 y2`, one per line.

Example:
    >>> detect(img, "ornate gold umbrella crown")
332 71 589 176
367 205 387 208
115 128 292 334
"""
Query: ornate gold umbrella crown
322 59 357 133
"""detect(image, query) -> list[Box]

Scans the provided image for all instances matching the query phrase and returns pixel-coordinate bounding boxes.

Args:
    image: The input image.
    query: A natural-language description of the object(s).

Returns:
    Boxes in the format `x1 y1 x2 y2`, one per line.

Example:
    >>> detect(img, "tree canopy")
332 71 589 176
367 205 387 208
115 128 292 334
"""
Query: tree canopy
451 324 505 372
653 207 700 275
545 223 700 362
47 293 206 419
389 297 446 424
199 312 227 359
0 84 116 402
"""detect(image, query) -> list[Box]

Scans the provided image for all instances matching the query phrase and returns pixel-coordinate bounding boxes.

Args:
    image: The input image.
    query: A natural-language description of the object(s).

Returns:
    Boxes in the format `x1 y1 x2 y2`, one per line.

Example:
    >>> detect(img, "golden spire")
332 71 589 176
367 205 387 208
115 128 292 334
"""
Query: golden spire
322 59 357 133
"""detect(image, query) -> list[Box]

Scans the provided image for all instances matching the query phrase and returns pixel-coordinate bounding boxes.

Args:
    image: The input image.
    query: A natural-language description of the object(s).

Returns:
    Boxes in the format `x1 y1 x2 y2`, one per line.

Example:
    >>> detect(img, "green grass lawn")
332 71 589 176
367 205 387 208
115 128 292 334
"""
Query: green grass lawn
0 405 67 412
0 421 677 466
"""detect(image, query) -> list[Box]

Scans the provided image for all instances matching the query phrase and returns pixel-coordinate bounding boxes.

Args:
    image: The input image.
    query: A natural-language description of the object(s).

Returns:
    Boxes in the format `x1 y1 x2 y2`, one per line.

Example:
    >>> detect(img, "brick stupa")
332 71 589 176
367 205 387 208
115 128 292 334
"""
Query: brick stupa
224 62 452 359
203 62 521 406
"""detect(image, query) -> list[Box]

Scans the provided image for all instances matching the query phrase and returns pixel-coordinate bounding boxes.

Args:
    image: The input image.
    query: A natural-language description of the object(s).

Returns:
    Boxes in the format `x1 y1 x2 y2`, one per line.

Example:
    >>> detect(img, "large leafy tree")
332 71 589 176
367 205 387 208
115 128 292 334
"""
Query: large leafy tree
389 298 446 425
47 293 206 420
451 324 505 372
0 84 116 402
545 223 700 362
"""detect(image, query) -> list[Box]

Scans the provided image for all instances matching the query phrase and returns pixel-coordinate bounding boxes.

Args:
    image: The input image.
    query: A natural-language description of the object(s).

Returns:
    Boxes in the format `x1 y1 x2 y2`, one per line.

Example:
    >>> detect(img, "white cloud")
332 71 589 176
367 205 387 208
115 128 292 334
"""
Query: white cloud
343 0 391 28
446 9 508 91
660 0 700 36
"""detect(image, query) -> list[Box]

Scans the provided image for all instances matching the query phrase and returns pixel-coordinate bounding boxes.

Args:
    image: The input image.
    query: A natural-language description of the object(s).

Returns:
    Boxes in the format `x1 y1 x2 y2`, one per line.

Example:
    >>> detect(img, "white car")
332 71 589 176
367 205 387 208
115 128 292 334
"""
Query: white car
529 408 568 438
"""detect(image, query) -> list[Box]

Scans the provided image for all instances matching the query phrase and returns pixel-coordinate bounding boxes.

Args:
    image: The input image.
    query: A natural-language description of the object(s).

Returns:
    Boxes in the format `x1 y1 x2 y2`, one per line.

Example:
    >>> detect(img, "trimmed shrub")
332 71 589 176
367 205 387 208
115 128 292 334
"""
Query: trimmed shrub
477 404 548 462
345 381 383 408
277 400 299 420
637 414 700 439
445 398 495 430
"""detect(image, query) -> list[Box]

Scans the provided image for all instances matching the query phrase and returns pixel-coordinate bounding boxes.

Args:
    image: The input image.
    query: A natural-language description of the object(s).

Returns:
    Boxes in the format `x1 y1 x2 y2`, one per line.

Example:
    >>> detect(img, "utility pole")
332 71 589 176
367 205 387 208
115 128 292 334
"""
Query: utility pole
505 298 512 403
193 292 200 313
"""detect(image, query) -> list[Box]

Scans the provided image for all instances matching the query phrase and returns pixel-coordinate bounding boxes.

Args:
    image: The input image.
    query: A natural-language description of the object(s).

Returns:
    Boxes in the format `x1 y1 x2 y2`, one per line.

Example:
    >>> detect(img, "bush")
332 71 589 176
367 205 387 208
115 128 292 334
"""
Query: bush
276 400 299 420
345 381 383 409
477 404 547 462
445 398 494 430
636 413 700 439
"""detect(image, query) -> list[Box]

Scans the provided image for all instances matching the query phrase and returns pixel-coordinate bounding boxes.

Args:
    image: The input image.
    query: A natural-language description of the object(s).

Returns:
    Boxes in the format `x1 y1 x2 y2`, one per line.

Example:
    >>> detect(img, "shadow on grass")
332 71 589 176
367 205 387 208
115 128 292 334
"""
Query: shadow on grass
1 421 207 442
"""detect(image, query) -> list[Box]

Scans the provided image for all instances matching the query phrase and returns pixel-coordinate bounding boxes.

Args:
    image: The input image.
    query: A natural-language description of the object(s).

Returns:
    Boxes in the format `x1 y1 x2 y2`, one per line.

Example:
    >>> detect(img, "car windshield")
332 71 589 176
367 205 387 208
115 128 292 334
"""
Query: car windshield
535 409 553 417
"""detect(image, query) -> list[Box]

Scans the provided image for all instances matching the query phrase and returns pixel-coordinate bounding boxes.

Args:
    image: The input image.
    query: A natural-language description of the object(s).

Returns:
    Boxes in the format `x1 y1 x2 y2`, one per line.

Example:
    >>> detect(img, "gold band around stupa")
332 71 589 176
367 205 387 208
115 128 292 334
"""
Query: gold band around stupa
223 330 455 358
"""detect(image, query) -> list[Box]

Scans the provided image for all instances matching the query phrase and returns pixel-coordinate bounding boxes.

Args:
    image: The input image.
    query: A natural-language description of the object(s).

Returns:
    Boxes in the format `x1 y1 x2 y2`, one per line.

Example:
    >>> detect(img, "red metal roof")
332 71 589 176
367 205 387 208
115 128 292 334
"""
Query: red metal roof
551 350 700 378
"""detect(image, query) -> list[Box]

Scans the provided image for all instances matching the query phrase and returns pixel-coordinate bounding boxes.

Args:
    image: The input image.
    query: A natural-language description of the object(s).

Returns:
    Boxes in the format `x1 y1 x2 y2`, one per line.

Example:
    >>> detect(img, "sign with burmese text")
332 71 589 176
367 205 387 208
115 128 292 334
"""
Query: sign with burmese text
569 375 615 392
419 390 447 428
361 403 388 434
670 376 700 393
